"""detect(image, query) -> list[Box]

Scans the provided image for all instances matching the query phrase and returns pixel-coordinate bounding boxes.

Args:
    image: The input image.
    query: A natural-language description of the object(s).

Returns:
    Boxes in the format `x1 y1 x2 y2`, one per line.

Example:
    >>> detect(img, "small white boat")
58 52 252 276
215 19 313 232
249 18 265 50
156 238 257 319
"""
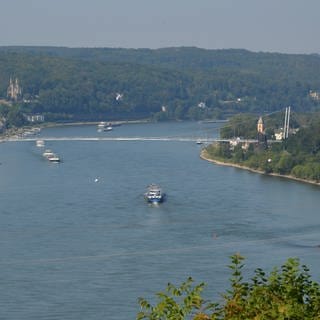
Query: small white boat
97 121 107 129
103 125 113 131
47 154 60 163
97 121 113 131
43 149 54 158
22 131 34 137
144 184 166 203
42 149 60 162
36 140 45 147
31 127 41 134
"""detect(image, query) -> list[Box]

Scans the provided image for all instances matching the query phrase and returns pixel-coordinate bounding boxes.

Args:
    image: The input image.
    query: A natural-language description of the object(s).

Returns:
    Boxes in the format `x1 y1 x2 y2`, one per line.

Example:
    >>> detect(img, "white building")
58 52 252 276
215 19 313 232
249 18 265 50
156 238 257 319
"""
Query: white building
274 131 284 141
26 114 45 123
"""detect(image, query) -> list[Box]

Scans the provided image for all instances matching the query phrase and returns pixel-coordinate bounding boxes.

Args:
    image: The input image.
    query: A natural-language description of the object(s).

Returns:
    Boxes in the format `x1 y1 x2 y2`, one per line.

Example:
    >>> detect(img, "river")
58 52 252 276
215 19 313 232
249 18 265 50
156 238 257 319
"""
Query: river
0 121 319 319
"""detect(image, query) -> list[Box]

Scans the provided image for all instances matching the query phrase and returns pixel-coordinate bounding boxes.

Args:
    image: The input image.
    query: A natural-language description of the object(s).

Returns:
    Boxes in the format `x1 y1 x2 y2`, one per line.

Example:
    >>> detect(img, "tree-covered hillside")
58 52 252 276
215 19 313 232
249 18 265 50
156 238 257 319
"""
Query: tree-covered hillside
0 47 320 122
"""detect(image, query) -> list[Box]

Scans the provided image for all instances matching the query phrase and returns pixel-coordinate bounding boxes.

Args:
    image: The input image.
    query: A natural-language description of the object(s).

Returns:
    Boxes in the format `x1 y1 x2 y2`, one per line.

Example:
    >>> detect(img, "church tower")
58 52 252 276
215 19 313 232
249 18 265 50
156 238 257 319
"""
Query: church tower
257 116 264 134
257 116 267 149
7 77 22 101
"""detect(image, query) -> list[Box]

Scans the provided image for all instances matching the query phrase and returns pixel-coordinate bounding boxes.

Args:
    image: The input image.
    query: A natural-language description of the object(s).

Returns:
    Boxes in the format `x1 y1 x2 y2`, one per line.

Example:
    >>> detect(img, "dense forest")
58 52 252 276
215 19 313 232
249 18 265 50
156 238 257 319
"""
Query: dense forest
0 46 320 123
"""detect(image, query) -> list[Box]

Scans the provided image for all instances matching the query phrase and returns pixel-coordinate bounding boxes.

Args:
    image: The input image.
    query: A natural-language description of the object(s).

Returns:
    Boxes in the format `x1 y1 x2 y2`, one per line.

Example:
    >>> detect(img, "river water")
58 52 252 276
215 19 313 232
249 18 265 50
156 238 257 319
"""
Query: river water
0 121 319 319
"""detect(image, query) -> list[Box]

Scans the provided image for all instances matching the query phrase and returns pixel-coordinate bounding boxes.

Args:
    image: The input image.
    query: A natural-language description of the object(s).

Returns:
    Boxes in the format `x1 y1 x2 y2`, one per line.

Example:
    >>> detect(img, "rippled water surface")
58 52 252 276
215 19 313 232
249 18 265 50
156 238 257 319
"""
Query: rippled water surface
0 121 319 319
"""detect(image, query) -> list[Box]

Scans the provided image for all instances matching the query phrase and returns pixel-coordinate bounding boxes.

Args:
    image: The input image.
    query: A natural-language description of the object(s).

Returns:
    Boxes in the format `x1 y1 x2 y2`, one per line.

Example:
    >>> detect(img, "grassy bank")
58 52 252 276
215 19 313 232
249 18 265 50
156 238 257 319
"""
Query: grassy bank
200 148 320 186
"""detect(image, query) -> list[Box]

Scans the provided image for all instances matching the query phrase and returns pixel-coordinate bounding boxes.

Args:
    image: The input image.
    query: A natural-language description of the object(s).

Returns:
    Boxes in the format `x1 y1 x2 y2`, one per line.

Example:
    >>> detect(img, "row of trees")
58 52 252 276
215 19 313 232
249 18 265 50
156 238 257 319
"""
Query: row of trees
137 254 320 319
0 47 320 122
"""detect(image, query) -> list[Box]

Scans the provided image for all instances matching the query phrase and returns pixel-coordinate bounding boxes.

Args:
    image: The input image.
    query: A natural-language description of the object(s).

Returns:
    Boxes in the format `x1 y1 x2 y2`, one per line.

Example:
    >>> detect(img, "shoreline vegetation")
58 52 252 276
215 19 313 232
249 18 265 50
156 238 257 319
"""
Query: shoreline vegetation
200 148 320 187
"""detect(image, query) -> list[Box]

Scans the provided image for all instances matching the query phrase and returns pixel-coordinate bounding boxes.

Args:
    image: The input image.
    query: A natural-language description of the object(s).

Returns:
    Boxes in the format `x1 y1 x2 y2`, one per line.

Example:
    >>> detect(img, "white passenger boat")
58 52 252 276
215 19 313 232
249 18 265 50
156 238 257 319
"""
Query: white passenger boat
97 121 107 129
42 149 61 162
43 149 54 158
36 139 45 147
104 125 113 131
97 122 113 131
144 184 166 203
47 154 60 163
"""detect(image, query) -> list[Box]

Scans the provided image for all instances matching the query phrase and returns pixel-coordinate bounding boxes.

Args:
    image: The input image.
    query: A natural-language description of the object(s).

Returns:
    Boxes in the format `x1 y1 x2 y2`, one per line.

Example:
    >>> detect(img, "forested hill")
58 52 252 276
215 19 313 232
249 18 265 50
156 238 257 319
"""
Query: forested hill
1 46 320 73
0 46 320 122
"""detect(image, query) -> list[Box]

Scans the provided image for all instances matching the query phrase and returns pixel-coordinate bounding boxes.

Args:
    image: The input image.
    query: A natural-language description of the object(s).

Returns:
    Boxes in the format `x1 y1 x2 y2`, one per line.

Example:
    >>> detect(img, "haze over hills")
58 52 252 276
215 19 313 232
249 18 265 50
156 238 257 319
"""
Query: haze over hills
0 46 320 122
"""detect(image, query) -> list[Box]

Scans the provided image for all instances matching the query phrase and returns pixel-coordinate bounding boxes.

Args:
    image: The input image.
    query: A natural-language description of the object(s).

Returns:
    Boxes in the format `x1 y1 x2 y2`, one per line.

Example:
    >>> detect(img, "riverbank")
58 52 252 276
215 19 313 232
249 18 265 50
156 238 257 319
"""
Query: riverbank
200 149 320 187
0 119 152 141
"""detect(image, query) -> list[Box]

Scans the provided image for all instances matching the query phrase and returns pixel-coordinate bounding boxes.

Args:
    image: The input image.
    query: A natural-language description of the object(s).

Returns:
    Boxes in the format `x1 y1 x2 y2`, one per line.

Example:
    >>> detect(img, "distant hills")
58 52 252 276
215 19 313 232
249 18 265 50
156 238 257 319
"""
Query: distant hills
0 46 320 122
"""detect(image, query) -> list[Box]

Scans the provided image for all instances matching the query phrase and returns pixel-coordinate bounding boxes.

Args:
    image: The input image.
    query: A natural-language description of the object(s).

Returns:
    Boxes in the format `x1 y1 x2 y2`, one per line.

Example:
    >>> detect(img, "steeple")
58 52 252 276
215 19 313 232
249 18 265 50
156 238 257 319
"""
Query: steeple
257 116 264 134
7 77 22 101
257 116 267 149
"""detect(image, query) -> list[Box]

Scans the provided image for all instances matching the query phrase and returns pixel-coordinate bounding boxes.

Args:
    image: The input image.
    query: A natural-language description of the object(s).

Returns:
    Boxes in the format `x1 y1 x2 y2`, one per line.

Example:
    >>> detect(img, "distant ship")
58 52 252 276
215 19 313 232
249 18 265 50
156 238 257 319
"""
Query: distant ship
97 121 107 129
104 125 113 131
97 122 113 131
42 149 54 158
42 149 61 163
36 139 45 147
47 153 61 163
144 184 166 203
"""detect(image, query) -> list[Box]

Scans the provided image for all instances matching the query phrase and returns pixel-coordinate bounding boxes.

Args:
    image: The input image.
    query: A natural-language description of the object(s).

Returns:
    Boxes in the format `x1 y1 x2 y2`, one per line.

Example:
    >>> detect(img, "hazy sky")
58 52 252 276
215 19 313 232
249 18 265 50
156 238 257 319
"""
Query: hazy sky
1 0 319 54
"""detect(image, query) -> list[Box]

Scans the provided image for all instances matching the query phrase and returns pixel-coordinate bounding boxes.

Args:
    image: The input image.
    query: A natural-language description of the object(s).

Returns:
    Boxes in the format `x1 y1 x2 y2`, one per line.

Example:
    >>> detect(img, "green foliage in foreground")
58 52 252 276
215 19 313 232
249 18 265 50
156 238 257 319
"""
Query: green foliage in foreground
137 254 320 320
